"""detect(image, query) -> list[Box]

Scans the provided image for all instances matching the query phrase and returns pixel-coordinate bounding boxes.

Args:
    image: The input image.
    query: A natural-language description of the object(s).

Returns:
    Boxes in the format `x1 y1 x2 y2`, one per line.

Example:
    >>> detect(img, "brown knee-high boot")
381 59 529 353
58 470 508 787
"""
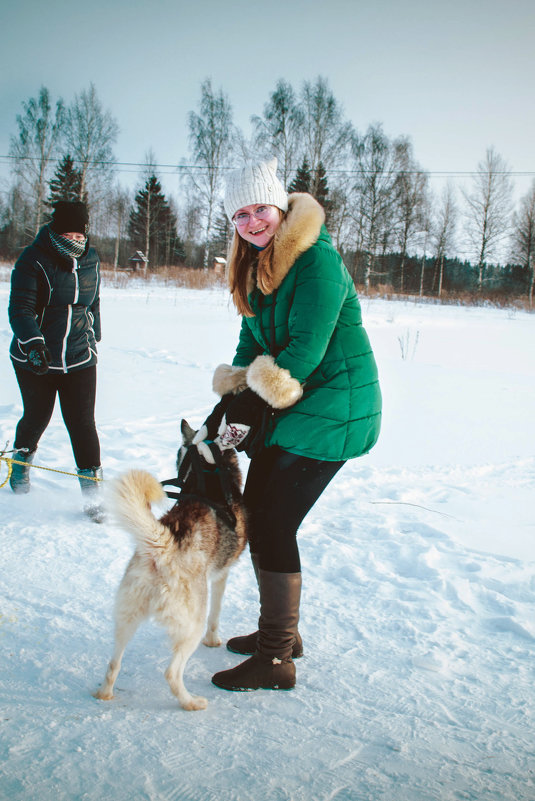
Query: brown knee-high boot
212 570 301 691
226 555 304 658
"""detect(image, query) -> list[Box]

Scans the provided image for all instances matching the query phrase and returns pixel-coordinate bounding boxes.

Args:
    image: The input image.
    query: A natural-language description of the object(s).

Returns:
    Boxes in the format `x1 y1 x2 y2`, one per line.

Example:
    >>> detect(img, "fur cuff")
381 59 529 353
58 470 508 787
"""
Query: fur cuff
212 364 248 397
246 355 303 409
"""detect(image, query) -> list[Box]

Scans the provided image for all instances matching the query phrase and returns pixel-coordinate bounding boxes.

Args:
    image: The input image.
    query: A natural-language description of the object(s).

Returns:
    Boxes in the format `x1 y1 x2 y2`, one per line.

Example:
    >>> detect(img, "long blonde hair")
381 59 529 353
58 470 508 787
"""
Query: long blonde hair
227 209 284 317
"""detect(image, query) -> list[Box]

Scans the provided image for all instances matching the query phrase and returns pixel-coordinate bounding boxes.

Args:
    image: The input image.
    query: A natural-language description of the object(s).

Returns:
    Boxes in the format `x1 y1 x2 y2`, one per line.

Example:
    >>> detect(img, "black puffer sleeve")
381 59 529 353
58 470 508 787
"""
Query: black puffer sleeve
8 251 48 350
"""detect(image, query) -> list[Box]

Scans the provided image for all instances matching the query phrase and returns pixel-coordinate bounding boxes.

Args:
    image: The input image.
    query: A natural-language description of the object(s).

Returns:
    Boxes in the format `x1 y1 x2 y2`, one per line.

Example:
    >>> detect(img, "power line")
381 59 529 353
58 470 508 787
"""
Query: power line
0 154 533 178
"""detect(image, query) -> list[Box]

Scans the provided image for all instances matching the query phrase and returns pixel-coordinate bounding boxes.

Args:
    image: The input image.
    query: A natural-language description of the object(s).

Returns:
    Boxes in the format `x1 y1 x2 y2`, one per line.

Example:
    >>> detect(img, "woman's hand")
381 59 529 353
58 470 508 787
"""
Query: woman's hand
193 388 268 462
26 342 51 375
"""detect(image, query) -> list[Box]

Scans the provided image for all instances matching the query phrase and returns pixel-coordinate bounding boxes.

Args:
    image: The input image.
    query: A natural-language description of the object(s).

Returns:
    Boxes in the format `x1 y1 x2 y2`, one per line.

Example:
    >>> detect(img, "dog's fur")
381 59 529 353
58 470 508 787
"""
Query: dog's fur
94 421 247 710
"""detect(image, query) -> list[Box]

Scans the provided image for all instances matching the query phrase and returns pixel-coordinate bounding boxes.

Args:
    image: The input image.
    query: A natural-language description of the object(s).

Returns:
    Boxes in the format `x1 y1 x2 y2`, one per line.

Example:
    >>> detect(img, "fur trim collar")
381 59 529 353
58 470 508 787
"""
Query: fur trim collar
241 193 324 296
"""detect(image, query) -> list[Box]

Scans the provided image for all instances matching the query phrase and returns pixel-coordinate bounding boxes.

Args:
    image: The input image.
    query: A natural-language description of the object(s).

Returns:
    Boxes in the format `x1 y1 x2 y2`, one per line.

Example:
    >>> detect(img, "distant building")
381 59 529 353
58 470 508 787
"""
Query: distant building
213 256 226 275
127 251 149 272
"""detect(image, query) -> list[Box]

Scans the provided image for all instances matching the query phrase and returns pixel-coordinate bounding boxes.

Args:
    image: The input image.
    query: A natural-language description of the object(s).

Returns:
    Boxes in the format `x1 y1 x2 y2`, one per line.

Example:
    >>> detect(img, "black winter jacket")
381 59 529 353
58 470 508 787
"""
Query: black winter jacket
9 226 101 373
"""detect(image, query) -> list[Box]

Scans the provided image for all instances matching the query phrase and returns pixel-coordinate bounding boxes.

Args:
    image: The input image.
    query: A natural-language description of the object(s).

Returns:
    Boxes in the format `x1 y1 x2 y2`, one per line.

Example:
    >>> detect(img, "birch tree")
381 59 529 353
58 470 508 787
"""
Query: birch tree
300 77 352 195
0 184 33 254
104 185 131 270
511 180 535 307
187 79 235 266
462 147 513 290
64 83 118 203
9 86 65 235
393 138 429 291
251 79 303 189
351 124 399 288
431 183 457 297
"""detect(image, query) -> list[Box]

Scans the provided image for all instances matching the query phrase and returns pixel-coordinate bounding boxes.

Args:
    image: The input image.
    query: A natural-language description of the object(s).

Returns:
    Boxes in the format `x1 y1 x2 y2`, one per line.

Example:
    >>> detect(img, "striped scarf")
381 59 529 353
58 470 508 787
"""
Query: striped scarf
49 226 87 260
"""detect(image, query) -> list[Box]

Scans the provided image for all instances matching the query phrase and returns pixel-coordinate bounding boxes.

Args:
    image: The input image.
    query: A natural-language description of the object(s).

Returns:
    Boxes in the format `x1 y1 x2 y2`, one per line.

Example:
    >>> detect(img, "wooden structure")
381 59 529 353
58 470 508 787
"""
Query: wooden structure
127 251 149 272
213 257 226 275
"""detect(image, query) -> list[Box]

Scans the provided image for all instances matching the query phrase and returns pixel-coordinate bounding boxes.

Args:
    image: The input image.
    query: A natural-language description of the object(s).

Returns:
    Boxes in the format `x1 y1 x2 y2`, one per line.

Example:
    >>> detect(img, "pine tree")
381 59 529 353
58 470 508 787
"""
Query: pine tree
314 162 329 208
47 155 86 207
288 158 311 194
128 175 180 268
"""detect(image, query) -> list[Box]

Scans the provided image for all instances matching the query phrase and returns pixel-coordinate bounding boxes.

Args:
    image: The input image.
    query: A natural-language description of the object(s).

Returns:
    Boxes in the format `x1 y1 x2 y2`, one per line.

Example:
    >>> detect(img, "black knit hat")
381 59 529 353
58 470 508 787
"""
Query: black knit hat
50 201 89 235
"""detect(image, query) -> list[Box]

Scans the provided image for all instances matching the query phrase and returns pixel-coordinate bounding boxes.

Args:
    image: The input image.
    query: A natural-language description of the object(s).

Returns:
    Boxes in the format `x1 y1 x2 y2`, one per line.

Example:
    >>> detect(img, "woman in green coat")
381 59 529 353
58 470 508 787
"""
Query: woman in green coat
194 158 381 692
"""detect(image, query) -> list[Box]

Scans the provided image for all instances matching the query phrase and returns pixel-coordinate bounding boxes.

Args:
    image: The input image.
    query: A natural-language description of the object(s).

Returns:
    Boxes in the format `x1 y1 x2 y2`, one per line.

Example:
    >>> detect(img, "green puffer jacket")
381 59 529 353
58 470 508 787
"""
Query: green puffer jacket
214 193 382 462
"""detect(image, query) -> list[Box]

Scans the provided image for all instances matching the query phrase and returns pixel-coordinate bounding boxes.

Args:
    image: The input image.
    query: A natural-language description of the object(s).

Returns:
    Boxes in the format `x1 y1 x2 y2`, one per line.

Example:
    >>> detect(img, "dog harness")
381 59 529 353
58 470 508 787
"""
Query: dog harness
161 443 237 529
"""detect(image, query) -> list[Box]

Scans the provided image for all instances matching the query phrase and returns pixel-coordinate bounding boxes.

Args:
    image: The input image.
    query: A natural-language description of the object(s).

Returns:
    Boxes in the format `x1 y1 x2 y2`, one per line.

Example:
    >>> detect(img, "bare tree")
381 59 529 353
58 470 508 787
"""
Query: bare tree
109 185 132 270
186 79 235 266
327 178 353 252
431 183 457 297
178 191 204 268
416 195 434 297
9 86 65 235
350 124 399 288
64 83 118 204
0 183 33 254
300 77 353 195
251 79 304 189
511 179 535 307
393 138 430 292
462 147 513 290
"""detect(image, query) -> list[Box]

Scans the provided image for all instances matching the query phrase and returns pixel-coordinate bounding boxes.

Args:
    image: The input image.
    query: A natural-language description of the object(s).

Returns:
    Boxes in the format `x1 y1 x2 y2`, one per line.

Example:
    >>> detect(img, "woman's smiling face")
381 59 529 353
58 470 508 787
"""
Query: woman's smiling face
232 204 282 247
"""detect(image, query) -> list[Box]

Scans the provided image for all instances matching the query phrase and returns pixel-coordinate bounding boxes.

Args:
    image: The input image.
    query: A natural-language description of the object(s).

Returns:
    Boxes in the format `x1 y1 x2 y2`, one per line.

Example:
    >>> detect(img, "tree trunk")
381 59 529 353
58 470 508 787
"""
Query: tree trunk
113 205 123 271
438 254 444 298
145 190 151 265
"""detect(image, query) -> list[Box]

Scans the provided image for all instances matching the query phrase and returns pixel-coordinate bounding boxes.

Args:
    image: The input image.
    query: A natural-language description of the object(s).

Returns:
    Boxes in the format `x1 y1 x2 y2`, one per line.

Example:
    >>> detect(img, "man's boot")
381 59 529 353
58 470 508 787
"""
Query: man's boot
226 554 303 658
212 570 301 691
9 448 36 494
77 466 104 523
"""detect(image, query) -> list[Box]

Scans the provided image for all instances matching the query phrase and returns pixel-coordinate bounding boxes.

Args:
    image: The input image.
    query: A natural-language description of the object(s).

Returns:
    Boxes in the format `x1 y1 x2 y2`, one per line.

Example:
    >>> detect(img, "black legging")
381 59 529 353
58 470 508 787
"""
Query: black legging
243 447 345 573
13 364 101 470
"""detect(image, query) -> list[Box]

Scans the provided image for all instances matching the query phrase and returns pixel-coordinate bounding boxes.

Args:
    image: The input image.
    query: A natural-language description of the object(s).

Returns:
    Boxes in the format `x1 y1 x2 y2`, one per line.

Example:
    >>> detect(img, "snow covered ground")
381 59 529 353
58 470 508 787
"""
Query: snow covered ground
1 271 534 801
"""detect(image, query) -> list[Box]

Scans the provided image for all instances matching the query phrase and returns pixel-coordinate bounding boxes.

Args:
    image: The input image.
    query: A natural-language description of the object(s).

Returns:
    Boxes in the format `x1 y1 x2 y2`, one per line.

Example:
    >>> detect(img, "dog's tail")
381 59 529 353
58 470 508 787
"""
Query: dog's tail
111 469 172 555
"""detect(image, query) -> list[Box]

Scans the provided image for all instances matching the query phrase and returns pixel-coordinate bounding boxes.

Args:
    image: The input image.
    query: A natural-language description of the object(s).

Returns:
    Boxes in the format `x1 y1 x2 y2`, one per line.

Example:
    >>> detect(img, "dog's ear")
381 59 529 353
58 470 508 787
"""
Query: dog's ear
180 419 197 446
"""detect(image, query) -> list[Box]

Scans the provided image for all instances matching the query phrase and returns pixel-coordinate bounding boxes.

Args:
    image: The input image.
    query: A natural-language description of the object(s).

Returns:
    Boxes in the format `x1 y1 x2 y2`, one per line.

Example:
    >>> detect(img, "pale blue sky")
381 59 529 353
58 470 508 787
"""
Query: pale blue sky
1 0 534 202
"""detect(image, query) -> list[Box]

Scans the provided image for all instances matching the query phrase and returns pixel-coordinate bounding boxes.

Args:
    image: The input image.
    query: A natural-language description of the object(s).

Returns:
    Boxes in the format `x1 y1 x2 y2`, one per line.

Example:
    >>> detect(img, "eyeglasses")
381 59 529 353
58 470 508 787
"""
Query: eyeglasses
233 206 271 227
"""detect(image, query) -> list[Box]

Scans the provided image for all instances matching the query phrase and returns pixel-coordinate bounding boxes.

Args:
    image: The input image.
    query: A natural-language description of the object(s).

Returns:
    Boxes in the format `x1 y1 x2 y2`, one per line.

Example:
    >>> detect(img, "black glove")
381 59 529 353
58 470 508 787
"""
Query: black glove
191 394 235 464
224 388 267 427
198 394 234 441
218 388 270 452
26 342 51 375
193 389 271 463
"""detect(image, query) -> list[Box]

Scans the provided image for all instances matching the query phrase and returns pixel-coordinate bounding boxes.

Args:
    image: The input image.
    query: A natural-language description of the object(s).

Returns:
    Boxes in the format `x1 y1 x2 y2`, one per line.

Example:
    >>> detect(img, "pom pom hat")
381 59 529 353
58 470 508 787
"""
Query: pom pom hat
50 200 89 235
224 158 288 221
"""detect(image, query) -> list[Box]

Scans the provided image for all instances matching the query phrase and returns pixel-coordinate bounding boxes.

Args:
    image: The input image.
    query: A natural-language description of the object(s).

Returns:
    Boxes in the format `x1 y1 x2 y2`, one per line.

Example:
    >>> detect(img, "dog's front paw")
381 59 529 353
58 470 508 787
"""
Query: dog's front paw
181 695 208 711
202 632 222 648
93 687 114 701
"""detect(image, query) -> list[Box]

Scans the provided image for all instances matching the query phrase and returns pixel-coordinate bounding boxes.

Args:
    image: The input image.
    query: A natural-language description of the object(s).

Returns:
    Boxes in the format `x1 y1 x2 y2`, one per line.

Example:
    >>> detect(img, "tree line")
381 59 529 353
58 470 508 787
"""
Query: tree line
1 79 534 306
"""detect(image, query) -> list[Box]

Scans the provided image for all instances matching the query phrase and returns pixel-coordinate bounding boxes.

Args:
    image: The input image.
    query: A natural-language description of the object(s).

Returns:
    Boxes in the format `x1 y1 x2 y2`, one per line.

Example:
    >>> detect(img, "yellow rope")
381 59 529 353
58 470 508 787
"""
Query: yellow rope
0 459 12 489
0 455 103 487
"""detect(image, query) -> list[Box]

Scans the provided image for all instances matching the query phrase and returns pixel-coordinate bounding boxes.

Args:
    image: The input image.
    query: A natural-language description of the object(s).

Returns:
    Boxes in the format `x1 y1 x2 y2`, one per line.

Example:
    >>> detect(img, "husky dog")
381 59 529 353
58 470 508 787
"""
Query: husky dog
94 421 247 711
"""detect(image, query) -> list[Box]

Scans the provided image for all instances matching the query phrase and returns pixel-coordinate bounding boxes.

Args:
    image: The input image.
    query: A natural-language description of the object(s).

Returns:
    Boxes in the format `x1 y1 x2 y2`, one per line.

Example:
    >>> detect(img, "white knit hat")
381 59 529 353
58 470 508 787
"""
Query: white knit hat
224 158 288 221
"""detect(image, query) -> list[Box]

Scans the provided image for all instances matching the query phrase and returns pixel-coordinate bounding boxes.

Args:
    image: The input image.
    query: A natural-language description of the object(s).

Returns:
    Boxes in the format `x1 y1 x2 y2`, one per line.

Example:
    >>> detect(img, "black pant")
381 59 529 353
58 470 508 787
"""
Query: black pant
13 364 101 470
243 447 345 573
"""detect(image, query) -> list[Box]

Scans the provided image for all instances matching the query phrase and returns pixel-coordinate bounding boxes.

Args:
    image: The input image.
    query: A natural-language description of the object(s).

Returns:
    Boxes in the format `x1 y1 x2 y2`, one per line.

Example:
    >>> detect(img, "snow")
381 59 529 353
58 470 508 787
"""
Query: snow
1 274 534 801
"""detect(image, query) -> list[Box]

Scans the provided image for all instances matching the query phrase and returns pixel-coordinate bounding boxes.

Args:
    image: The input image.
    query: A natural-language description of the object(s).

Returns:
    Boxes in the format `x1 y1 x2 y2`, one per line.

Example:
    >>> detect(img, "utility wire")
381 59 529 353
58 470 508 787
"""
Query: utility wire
0 154 533 178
